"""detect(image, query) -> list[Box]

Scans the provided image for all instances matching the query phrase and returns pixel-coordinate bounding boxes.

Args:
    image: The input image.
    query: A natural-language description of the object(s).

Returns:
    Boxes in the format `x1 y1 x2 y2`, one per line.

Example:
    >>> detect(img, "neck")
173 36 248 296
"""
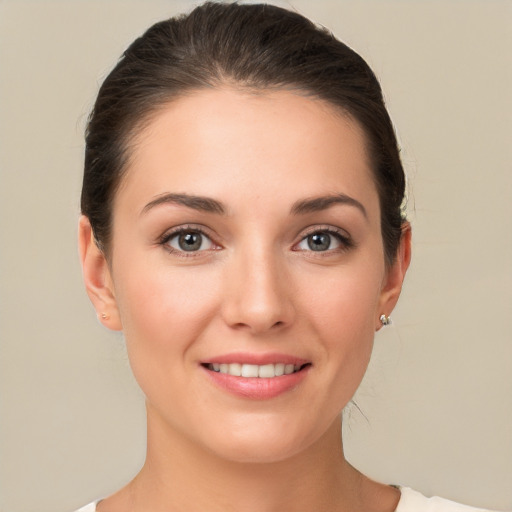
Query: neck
102 404 400 512
128 406 367 512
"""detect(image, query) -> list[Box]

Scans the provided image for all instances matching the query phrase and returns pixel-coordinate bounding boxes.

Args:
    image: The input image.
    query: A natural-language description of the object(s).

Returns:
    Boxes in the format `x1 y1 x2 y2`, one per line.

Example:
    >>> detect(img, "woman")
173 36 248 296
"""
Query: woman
76 3 499 511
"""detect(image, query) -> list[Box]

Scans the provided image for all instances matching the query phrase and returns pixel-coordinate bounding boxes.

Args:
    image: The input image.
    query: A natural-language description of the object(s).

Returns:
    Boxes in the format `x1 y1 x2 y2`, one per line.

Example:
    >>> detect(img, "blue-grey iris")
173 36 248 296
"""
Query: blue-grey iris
308 233 331 251
179 232 202 251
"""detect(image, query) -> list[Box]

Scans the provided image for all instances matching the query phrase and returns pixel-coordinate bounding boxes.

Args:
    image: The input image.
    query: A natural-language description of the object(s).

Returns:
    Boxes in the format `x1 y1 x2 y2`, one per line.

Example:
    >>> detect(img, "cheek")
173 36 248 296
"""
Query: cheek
112 255 222 365
301 258 383 335
298 259 383 397
112 261 226 421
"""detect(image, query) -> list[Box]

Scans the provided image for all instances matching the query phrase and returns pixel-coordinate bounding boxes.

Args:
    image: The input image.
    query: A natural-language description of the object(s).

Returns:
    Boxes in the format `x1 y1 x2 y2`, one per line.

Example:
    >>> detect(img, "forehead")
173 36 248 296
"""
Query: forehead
118 88 379 218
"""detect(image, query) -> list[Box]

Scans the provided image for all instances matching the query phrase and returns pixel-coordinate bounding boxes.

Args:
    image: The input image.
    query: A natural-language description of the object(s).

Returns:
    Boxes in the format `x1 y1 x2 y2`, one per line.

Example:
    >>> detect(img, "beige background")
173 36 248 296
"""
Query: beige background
0 1 511 511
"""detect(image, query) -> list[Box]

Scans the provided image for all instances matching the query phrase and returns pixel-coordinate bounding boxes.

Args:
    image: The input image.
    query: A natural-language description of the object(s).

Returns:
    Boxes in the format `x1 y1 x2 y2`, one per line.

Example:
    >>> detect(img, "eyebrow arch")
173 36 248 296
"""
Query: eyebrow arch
291 194 367 218
141 193 226 216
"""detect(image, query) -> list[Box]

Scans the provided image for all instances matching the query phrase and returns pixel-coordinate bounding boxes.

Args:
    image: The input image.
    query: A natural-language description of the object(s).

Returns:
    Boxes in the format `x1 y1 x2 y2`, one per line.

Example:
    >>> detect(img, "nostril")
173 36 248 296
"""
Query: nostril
230 320 286 332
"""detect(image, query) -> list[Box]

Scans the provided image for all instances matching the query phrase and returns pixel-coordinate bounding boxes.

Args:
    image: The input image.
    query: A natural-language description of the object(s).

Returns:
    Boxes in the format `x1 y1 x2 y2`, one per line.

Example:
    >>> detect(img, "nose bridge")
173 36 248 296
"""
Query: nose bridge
221 239 293 333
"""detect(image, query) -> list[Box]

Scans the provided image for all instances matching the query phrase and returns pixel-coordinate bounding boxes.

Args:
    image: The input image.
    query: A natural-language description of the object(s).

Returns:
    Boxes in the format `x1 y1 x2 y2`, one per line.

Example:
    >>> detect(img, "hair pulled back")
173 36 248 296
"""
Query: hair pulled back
82 1 406 263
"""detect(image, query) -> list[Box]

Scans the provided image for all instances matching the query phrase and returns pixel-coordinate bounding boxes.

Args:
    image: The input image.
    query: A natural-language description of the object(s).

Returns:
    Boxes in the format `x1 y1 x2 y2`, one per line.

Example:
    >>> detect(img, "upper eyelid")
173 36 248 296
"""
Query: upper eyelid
159 226 221 257
158 224 216 243
293 226 354 252
297 225 351 240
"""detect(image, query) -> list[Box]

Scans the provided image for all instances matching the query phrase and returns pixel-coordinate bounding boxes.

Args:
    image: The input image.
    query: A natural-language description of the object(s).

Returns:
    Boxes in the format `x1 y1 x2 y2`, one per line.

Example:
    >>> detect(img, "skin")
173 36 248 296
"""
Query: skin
79 88 411 512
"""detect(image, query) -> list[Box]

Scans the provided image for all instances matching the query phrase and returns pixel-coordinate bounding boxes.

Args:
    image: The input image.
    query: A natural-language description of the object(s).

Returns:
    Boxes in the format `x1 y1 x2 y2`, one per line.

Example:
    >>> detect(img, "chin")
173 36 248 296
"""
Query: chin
207 435 305 464
197 414 328 465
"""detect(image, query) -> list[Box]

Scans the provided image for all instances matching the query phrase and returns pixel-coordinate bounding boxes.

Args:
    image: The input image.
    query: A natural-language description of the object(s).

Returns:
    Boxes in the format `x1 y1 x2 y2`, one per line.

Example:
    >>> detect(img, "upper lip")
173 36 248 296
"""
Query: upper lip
202 352 310 366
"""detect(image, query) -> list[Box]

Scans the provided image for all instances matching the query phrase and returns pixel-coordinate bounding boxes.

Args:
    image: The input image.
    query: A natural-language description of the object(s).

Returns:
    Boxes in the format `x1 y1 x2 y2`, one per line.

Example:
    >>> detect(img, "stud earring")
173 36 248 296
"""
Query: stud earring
379 314 391 326
101 312 109 320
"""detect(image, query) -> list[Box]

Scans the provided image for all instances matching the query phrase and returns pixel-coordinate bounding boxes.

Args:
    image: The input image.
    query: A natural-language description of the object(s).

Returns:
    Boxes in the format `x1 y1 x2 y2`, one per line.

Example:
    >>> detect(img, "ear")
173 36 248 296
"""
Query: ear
78 215 122 331
375 222 412 331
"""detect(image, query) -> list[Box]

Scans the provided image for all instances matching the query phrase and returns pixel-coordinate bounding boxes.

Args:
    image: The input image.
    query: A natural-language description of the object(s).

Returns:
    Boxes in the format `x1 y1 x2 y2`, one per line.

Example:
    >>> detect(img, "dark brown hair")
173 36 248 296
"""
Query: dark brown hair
82 1 406 263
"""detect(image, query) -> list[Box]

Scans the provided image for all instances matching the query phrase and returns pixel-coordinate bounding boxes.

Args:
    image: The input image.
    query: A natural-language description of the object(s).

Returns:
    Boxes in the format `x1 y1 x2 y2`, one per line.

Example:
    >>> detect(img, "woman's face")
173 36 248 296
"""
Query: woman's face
82 88 408 463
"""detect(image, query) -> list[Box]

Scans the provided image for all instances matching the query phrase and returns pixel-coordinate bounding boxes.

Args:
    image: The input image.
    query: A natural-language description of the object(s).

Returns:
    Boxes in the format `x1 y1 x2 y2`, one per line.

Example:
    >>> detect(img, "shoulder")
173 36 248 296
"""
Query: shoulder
396 487 499 512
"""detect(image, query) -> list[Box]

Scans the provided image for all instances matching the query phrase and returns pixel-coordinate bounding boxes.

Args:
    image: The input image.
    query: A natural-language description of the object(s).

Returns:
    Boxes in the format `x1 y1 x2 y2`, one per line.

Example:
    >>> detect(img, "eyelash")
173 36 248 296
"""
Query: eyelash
158 225 219 257
158 225 355 257
294 226 355 255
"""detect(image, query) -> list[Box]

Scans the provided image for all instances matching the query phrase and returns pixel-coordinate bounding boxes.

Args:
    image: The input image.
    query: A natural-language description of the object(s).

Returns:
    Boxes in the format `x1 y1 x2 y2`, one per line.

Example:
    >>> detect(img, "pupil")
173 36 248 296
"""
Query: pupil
308 233 330 251
179 232 201 251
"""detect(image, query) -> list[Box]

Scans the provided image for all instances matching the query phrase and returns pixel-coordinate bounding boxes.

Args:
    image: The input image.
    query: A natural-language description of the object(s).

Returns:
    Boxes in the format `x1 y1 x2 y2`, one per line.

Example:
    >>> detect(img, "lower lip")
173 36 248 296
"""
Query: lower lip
201 365 310 400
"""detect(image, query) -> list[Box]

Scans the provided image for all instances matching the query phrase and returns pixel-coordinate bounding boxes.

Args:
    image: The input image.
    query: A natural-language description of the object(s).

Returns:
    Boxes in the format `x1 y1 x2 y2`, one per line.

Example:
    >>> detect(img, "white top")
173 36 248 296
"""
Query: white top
73 487 497 511
394 487 494 511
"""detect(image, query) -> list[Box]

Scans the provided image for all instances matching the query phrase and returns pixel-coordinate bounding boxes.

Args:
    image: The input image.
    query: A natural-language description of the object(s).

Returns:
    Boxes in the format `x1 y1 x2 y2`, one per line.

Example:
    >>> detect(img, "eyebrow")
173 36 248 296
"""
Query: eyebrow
141 193 226 215
141 192 367 218
291 194 367 218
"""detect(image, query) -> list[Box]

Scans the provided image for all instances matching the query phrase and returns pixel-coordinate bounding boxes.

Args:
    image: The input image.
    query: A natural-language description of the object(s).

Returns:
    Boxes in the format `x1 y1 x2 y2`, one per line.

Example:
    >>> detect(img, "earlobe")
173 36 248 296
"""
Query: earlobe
78 216 122 331
376 223 412 331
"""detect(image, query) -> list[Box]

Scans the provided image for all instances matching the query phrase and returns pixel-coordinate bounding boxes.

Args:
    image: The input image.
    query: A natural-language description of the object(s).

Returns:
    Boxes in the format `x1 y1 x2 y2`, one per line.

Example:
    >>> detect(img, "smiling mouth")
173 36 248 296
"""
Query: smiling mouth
203 362 311 378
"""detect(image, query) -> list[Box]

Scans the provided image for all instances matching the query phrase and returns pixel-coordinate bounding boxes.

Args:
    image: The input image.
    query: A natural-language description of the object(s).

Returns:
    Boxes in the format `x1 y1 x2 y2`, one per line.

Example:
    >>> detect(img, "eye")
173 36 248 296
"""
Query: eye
164 229 216 253
295 229 352 252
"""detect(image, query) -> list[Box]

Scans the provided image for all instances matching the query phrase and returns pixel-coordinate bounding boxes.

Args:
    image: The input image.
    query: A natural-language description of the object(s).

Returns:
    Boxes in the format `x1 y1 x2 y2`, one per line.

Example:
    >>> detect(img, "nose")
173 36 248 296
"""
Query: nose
220 246 295 334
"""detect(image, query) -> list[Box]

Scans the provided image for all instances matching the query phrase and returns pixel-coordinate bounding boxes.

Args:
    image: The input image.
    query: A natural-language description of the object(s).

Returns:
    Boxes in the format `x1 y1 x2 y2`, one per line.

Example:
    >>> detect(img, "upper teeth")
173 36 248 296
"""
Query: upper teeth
208 363 301 378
